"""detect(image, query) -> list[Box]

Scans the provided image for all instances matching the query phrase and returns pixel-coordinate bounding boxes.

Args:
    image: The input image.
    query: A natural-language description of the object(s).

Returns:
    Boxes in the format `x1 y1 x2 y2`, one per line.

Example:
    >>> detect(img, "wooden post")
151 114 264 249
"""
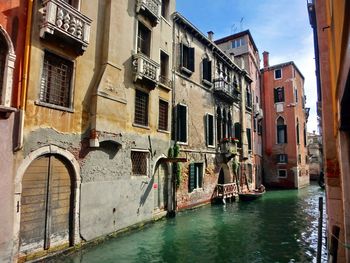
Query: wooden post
317 196 323 263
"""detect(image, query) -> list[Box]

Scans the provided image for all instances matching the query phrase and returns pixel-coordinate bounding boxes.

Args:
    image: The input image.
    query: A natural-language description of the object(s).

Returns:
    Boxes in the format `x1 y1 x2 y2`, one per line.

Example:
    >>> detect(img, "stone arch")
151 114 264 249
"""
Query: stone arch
0 25 16 107
14 145 81 255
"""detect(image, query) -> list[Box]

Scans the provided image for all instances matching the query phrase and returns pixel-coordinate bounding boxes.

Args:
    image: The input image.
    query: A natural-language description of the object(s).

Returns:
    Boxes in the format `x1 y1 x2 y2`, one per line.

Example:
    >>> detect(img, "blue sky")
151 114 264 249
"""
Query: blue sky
176 0 318 133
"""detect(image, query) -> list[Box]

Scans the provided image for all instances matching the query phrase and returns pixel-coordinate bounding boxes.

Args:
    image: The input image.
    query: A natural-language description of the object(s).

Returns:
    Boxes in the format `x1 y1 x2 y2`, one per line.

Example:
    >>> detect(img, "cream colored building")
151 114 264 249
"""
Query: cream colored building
13 0 175 261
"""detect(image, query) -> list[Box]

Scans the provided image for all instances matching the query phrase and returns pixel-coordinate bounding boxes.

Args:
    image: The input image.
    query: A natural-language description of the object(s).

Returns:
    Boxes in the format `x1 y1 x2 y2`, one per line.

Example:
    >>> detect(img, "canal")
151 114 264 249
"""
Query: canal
48 183 326 263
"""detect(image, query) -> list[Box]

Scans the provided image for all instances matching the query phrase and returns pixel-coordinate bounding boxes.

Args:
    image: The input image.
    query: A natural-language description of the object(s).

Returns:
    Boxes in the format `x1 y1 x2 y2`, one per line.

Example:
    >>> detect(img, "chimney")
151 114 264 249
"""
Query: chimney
263 51 269 68
207 31 214 41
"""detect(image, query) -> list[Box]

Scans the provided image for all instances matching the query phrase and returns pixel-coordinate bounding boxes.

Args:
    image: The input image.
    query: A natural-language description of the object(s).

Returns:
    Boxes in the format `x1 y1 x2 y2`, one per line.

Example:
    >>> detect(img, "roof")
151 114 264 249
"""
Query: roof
261 61 305 80
214 30 259 53
172 12 251 79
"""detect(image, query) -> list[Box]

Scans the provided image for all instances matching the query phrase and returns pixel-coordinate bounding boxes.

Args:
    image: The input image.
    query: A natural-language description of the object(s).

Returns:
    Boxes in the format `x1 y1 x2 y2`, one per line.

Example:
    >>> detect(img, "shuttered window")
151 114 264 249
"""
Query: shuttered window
234 122 242 147
188 163 203 192
202 58 212 82
247 128 252 150
176 104 187 143
134 90 149 126
40 51 73 108
206 114 214 147
180 44 195 73
158 99 168 131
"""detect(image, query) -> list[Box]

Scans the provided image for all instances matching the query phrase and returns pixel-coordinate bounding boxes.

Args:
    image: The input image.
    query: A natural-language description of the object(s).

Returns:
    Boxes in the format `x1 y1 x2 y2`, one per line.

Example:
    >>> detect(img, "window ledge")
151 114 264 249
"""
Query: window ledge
0 105 17 113
35 101 74 113
181 66 193 75
202 79 212 87
177 141 188 146
133 123 150 130
157 129 170 134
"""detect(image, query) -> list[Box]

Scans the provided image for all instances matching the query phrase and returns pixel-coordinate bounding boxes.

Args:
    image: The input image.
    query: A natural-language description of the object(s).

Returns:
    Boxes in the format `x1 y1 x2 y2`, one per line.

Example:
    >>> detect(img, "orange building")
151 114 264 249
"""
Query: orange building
261 52 309 189
308 0 350 261
0 0 29 262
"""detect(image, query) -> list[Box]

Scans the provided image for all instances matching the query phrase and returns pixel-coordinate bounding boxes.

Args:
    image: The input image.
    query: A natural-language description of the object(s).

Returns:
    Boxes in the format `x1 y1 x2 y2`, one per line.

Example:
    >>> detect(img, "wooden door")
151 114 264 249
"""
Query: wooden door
20 155 73 253
154 163 167 211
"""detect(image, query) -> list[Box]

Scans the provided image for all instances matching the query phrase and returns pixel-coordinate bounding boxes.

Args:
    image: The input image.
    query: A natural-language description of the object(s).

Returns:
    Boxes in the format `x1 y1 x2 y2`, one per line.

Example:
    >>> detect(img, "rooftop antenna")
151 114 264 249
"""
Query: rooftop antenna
231 24 238 34
240 17 244 31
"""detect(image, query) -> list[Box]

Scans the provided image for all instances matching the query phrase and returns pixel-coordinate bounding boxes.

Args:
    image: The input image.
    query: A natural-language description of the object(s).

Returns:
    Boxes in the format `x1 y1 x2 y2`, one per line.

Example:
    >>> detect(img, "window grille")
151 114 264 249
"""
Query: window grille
158 99 168 130
134 90 149 126
131 151 149 176
40 52 73 108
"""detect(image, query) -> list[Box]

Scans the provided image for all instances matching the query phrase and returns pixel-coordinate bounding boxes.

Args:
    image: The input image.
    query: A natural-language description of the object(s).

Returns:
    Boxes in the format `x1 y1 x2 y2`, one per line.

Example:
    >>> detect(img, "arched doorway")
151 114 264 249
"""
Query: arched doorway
19 155 74 253
154 162 168 211
217 164 231 184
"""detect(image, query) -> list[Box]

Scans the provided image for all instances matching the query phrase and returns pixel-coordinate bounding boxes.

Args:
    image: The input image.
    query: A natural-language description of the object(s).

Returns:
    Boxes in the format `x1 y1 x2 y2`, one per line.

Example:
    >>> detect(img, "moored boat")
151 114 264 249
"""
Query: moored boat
238 185 266 201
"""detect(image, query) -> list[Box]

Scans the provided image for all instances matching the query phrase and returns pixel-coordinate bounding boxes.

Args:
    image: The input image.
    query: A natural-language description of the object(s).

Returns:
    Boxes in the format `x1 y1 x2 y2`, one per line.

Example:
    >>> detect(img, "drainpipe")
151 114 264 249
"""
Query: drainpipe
15 0 33 151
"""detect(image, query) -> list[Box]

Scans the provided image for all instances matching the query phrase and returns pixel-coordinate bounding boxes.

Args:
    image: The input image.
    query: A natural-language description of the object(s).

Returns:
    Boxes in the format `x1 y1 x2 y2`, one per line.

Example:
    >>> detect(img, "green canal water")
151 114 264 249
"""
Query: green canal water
49 183 326 263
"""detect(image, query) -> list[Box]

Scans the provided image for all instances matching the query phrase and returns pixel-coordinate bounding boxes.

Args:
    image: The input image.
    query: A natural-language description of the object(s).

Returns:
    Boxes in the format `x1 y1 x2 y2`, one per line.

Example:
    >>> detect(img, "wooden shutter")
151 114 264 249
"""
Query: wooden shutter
274 88 278 103
197 164 203 188
234 123 242 147
281 87 285 102
189 163 195 192
247 128 251 150
203 59 211 81
207 114 214 146
284 124 288 143
177 105 187 143
180 43 184 68
189 47 195 72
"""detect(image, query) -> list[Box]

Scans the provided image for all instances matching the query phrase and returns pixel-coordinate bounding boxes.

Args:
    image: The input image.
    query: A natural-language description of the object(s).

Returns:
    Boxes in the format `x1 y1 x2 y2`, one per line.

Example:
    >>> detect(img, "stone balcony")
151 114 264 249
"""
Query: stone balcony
40 0 92 54
136 0 161 25
219 139 238 159
213 78 237 103
133 53 160 88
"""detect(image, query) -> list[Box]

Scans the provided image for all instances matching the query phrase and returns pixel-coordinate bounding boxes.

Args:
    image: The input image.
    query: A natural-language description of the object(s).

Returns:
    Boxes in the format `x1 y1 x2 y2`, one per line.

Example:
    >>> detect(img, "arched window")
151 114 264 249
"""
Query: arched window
0 26 16 107
277 116 287 143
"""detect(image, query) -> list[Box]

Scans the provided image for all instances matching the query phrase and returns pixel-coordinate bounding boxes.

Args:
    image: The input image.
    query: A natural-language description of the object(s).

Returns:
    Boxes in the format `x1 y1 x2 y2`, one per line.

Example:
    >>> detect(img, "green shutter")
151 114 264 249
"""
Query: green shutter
189 47 195 72
189 163 195 192
198 165 203 188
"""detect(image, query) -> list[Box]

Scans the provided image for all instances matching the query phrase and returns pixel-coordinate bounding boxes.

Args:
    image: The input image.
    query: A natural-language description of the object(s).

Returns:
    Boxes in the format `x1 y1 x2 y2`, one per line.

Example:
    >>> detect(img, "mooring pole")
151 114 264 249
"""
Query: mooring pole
317 196 323 263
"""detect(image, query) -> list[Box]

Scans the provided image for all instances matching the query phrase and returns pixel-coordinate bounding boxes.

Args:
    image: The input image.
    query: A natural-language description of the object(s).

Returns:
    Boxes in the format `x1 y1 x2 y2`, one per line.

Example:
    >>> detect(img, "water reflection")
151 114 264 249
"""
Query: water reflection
47 183 326 263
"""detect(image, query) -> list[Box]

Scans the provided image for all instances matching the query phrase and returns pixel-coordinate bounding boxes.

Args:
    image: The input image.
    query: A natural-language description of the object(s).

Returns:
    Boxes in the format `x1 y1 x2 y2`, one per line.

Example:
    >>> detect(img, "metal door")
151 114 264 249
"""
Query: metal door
20 155 73 253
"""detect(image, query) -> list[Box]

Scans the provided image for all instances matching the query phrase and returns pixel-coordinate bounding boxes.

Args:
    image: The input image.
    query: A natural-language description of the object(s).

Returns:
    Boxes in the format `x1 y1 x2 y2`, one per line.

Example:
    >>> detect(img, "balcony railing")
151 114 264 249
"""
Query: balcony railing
159 75 172 88
216 183 238 199
136 0 161 25
219 140 238 156
133 53 160 88
40 0 92 54
213 78 237 102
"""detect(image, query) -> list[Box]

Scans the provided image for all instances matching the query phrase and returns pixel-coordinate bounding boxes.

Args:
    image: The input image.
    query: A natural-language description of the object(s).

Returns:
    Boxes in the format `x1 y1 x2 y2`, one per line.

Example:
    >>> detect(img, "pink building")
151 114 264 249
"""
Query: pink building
0 0 28 261
261 52 309 189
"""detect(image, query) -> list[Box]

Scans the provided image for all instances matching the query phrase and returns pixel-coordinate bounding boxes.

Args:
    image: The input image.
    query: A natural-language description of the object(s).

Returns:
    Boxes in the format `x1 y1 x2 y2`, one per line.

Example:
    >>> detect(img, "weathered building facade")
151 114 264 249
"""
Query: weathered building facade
261 53 309 189
10 0 175 261
307 131 322 180
215 30 264 189
308 0 350 261
172 13 254 210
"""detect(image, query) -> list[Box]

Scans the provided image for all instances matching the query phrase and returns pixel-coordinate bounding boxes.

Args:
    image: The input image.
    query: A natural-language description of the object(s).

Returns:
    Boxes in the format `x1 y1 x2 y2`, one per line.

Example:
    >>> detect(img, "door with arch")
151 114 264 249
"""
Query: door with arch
154 162 168 211
19 155 74 253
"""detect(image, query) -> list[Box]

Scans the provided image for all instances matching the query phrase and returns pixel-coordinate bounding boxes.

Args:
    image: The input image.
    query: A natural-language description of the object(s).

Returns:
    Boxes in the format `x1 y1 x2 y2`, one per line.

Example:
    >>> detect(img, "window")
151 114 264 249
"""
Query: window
246 86 252 108
39 51 73 109
298 154 301 163
176 104 187 143
257 120 263 135
158 99 168 131
304 124 307 146
274 68 282 79
188 163 203 192
161 0 169 20
134 90 149 126
0 35 6 103
296 120 300 144
234 122 242 147
216 107 222 142
202 58 212 84
160 51 170 86
180 43 195 73
295 88 298 103
253 117 257 132
247 128 252 151
277 154 288 163
131 151 149 176
137 22 151 56
278 169 287 178
274 87 285 103
231 38 246 48
206 113 214 147
277 117 287 143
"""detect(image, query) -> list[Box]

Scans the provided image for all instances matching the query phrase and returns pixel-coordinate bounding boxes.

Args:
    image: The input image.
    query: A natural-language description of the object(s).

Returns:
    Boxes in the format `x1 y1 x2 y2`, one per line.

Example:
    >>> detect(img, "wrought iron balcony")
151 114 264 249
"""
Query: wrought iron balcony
40 0 92 54
213 78 236 103
136 0 161 25
133 53 160 88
